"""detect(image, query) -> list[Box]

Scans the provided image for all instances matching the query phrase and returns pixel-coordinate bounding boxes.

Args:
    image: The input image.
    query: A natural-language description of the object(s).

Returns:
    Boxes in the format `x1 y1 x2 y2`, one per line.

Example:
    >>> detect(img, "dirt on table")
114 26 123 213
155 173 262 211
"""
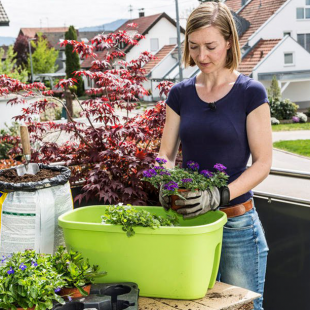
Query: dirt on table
0 168 60 183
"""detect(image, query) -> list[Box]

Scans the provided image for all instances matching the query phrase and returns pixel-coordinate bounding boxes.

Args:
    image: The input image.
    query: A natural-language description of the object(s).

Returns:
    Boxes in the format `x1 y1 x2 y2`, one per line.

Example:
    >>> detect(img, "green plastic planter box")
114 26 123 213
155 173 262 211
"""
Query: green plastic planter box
58 206 227 299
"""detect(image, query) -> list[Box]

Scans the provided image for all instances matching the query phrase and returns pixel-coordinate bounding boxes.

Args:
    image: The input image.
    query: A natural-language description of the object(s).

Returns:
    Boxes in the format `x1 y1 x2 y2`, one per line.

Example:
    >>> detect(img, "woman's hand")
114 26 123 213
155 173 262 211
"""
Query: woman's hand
175 187 221 218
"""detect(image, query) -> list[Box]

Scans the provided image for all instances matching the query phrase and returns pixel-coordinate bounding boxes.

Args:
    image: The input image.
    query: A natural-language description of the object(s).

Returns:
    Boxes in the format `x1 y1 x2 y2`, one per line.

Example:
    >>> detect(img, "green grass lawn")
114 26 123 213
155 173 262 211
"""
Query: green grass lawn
273 140 310 157
272 122 310 131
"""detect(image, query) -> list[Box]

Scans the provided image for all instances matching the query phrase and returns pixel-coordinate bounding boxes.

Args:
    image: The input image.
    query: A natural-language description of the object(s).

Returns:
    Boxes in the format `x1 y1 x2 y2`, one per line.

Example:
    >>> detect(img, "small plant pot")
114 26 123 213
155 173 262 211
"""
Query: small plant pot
59 284 91 298
15 307 35 310
171 189 198 211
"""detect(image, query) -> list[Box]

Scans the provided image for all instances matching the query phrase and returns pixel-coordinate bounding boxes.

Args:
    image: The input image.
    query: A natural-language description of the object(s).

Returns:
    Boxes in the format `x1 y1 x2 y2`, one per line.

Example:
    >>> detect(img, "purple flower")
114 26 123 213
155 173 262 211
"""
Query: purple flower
19 263 27 271
181 178 193 183
1 255 6 263
54 287 61 293
292 116 299 123
160 171 171 176
187 160 199 171
143 169 157 178
163 181 179 191
68 296 72 301
201 170 213 178
31 261 38 267
154 166 163 170
155 158 167 165
214 163 227 172
7 267 14 275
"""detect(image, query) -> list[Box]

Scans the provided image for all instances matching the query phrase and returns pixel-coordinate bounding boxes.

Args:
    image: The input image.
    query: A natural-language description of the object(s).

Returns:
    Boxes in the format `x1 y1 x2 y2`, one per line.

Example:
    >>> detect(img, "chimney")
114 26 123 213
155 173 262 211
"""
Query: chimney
139 8 145 18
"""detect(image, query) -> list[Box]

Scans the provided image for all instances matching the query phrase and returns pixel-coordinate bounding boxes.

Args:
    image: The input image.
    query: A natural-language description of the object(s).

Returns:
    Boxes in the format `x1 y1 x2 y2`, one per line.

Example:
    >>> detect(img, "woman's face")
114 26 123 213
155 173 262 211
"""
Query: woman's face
188 26 230 73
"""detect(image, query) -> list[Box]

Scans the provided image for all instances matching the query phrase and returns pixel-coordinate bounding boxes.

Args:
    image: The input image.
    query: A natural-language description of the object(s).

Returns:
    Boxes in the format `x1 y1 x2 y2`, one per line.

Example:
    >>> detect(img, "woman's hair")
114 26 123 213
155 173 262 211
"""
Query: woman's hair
183 2 241 71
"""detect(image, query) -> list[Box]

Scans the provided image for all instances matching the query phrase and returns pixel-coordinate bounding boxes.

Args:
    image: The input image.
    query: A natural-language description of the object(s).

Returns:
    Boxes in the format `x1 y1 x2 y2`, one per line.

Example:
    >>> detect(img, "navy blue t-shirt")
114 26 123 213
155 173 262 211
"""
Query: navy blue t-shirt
165 74 269 206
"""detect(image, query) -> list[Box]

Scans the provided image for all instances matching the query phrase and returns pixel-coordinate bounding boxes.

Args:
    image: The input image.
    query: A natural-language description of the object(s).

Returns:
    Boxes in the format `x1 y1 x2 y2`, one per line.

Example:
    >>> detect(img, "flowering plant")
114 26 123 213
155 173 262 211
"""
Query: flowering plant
0 24 174 206
142 158 229 199
0 250 66 310
50 246 107 296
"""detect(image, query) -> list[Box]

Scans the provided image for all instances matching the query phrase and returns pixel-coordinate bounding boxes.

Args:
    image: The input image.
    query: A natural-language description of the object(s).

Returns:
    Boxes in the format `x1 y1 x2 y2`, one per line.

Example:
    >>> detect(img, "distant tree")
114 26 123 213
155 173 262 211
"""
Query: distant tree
13 34 33 68
0 45 28 81
267 75 281 100
28 33 58 74
65 25 84 96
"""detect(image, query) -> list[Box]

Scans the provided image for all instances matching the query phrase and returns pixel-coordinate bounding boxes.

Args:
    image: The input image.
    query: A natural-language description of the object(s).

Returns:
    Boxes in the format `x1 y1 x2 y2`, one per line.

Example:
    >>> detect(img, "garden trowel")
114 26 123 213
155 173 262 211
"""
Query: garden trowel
15 125 40 176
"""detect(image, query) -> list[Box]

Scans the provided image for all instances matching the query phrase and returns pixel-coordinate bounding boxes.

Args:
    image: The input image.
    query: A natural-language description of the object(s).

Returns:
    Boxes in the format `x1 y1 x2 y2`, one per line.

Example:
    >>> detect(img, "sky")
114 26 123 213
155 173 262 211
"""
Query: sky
0 0 200 38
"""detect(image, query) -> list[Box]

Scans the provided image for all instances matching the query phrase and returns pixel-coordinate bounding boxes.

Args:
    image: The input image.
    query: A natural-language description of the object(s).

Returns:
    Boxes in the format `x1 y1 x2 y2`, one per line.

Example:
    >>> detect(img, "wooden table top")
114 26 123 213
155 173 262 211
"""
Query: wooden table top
138 281 261 310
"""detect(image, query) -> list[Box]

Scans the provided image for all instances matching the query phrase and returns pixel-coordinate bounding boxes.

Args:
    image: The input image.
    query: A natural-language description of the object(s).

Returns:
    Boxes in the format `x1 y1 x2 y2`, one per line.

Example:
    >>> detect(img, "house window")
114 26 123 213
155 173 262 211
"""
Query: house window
241 0 247 5
297 33 310 52
297 6 310 19
150 38 159 52
297 8 304 19
169 37 177 45
307 0 310 5
284 53 294 65
283 31 291 37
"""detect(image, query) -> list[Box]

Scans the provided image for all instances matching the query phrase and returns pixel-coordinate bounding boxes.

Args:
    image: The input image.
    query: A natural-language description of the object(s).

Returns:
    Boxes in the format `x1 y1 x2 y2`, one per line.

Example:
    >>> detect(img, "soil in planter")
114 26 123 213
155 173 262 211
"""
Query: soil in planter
0 168 60 183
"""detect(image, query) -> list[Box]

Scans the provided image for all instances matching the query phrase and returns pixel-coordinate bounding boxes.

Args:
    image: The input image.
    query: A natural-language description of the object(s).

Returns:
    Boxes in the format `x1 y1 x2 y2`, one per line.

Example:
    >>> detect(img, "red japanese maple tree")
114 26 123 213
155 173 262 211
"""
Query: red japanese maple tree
0 25 177 205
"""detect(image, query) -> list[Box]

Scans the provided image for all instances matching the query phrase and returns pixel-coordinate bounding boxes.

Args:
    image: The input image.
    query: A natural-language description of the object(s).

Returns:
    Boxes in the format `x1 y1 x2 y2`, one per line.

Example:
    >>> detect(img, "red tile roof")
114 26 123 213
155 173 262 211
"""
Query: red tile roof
236 0 287 47
144 44 176 75
20 27 69 38
81 13 184 69
238 39 281 76
224 0 244 13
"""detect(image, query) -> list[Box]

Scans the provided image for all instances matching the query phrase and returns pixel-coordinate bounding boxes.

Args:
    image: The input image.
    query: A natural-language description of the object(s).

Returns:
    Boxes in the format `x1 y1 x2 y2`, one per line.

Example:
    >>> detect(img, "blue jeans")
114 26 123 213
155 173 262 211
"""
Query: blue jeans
217 201 269 310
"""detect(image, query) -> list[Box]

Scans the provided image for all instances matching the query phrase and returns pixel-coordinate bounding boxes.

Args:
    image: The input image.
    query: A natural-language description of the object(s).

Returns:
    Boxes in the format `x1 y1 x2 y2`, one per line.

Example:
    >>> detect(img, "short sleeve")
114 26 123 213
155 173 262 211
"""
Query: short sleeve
166 84 181 115
245 79 269 115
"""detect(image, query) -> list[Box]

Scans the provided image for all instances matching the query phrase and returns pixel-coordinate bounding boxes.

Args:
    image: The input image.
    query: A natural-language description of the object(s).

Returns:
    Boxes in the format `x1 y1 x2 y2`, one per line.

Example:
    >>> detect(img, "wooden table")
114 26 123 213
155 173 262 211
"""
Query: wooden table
139 282 261 310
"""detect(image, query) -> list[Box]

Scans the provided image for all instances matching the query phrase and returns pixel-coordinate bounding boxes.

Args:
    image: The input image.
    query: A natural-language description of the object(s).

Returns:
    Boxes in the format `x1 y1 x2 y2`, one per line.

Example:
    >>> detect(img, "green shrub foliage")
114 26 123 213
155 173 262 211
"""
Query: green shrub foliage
269 97 298 120
65 26 84 96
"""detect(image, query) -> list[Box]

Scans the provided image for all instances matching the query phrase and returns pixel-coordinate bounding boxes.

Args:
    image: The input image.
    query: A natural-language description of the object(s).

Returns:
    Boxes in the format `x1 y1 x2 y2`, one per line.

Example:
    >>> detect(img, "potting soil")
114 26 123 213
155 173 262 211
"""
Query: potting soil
0 168 60 183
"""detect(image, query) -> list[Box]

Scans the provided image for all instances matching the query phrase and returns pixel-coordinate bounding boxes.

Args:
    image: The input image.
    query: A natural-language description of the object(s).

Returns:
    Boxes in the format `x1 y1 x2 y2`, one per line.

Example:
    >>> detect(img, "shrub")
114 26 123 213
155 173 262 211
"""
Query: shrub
271 117 280 125
307 108 310 117
269 97 298 120
296 112 308 123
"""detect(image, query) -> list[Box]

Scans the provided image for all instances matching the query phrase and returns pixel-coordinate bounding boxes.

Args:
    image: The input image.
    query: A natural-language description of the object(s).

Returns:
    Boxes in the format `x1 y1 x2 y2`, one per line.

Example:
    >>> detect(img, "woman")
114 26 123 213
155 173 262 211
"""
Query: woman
157 2 272 310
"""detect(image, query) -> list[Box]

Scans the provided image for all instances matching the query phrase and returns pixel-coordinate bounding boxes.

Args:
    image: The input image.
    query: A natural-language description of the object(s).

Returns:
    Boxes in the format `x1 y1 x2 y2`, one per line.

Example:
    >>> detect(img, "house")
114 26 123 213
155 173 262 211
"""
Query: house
226 0 310 111
0 1 9 26
80 12 186 97
18 27 109 75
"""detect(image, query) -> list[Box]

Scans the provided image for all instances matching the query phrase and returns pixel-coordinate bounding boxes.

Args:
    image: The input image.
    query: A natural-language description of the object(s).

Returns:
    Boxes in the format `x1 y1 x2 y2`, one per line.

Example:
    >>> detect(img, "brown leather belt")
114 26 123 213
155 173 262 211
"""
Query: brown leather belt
219 199 253 218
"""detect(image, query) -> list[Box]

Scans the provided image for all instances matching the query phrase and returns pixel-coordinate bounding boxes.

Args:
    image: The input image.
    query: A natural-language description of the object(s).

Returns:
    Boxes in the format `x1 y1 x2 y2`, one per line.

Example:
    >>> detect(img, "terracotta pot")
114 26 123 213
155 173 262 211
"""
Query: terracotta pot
59 284 91 298
171 189 198 211
15 307 35 310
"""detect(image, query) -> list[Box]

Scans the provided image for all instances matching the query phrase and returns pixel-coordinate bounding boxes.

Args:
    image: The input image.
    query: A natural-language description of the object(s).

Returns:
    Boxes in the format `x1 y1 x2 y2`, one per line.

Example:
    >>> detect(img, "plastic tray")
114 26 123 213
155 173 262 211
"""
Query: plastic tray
53 282 138 310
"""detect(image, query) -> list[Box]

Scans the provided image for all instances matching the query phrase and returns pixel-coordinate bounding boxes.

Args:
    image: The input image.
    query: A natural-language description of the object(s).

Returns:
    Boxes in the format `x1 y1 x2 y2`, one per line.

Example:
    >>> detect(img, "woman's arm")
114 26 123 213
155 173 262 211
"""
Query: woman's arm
228 103 272 201
157 105 181 169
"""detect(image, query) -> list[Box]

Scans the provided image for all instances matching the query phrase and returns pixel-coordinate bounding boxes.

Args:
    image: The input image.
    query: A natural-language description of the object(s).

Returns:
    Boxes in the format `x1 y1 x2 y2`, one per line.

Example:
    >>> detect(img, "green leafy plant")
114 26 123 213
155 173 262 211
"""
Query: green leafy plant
50 246 106 296
101 203 179 237
0 250 65 310
142 158 228 199
269 97 298 120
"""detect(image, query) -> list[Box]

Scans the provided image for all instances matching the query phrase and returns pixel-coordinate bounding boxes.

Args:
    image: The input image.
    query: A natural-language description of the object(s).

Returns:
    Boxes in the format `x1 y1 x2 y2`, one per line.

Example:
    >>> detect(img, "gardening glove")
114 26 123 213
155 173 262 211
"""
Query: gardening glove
159 184 171 211
175 186 229 219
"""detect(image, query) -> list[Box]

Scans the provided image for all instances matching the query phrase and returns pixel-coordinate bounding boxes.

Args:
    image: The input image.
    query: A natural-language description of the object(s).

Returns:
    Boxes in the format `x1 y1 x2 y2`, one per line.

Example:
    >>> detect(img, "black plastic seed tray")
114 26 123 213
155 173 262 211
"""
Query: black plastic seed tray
53 282 139 310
